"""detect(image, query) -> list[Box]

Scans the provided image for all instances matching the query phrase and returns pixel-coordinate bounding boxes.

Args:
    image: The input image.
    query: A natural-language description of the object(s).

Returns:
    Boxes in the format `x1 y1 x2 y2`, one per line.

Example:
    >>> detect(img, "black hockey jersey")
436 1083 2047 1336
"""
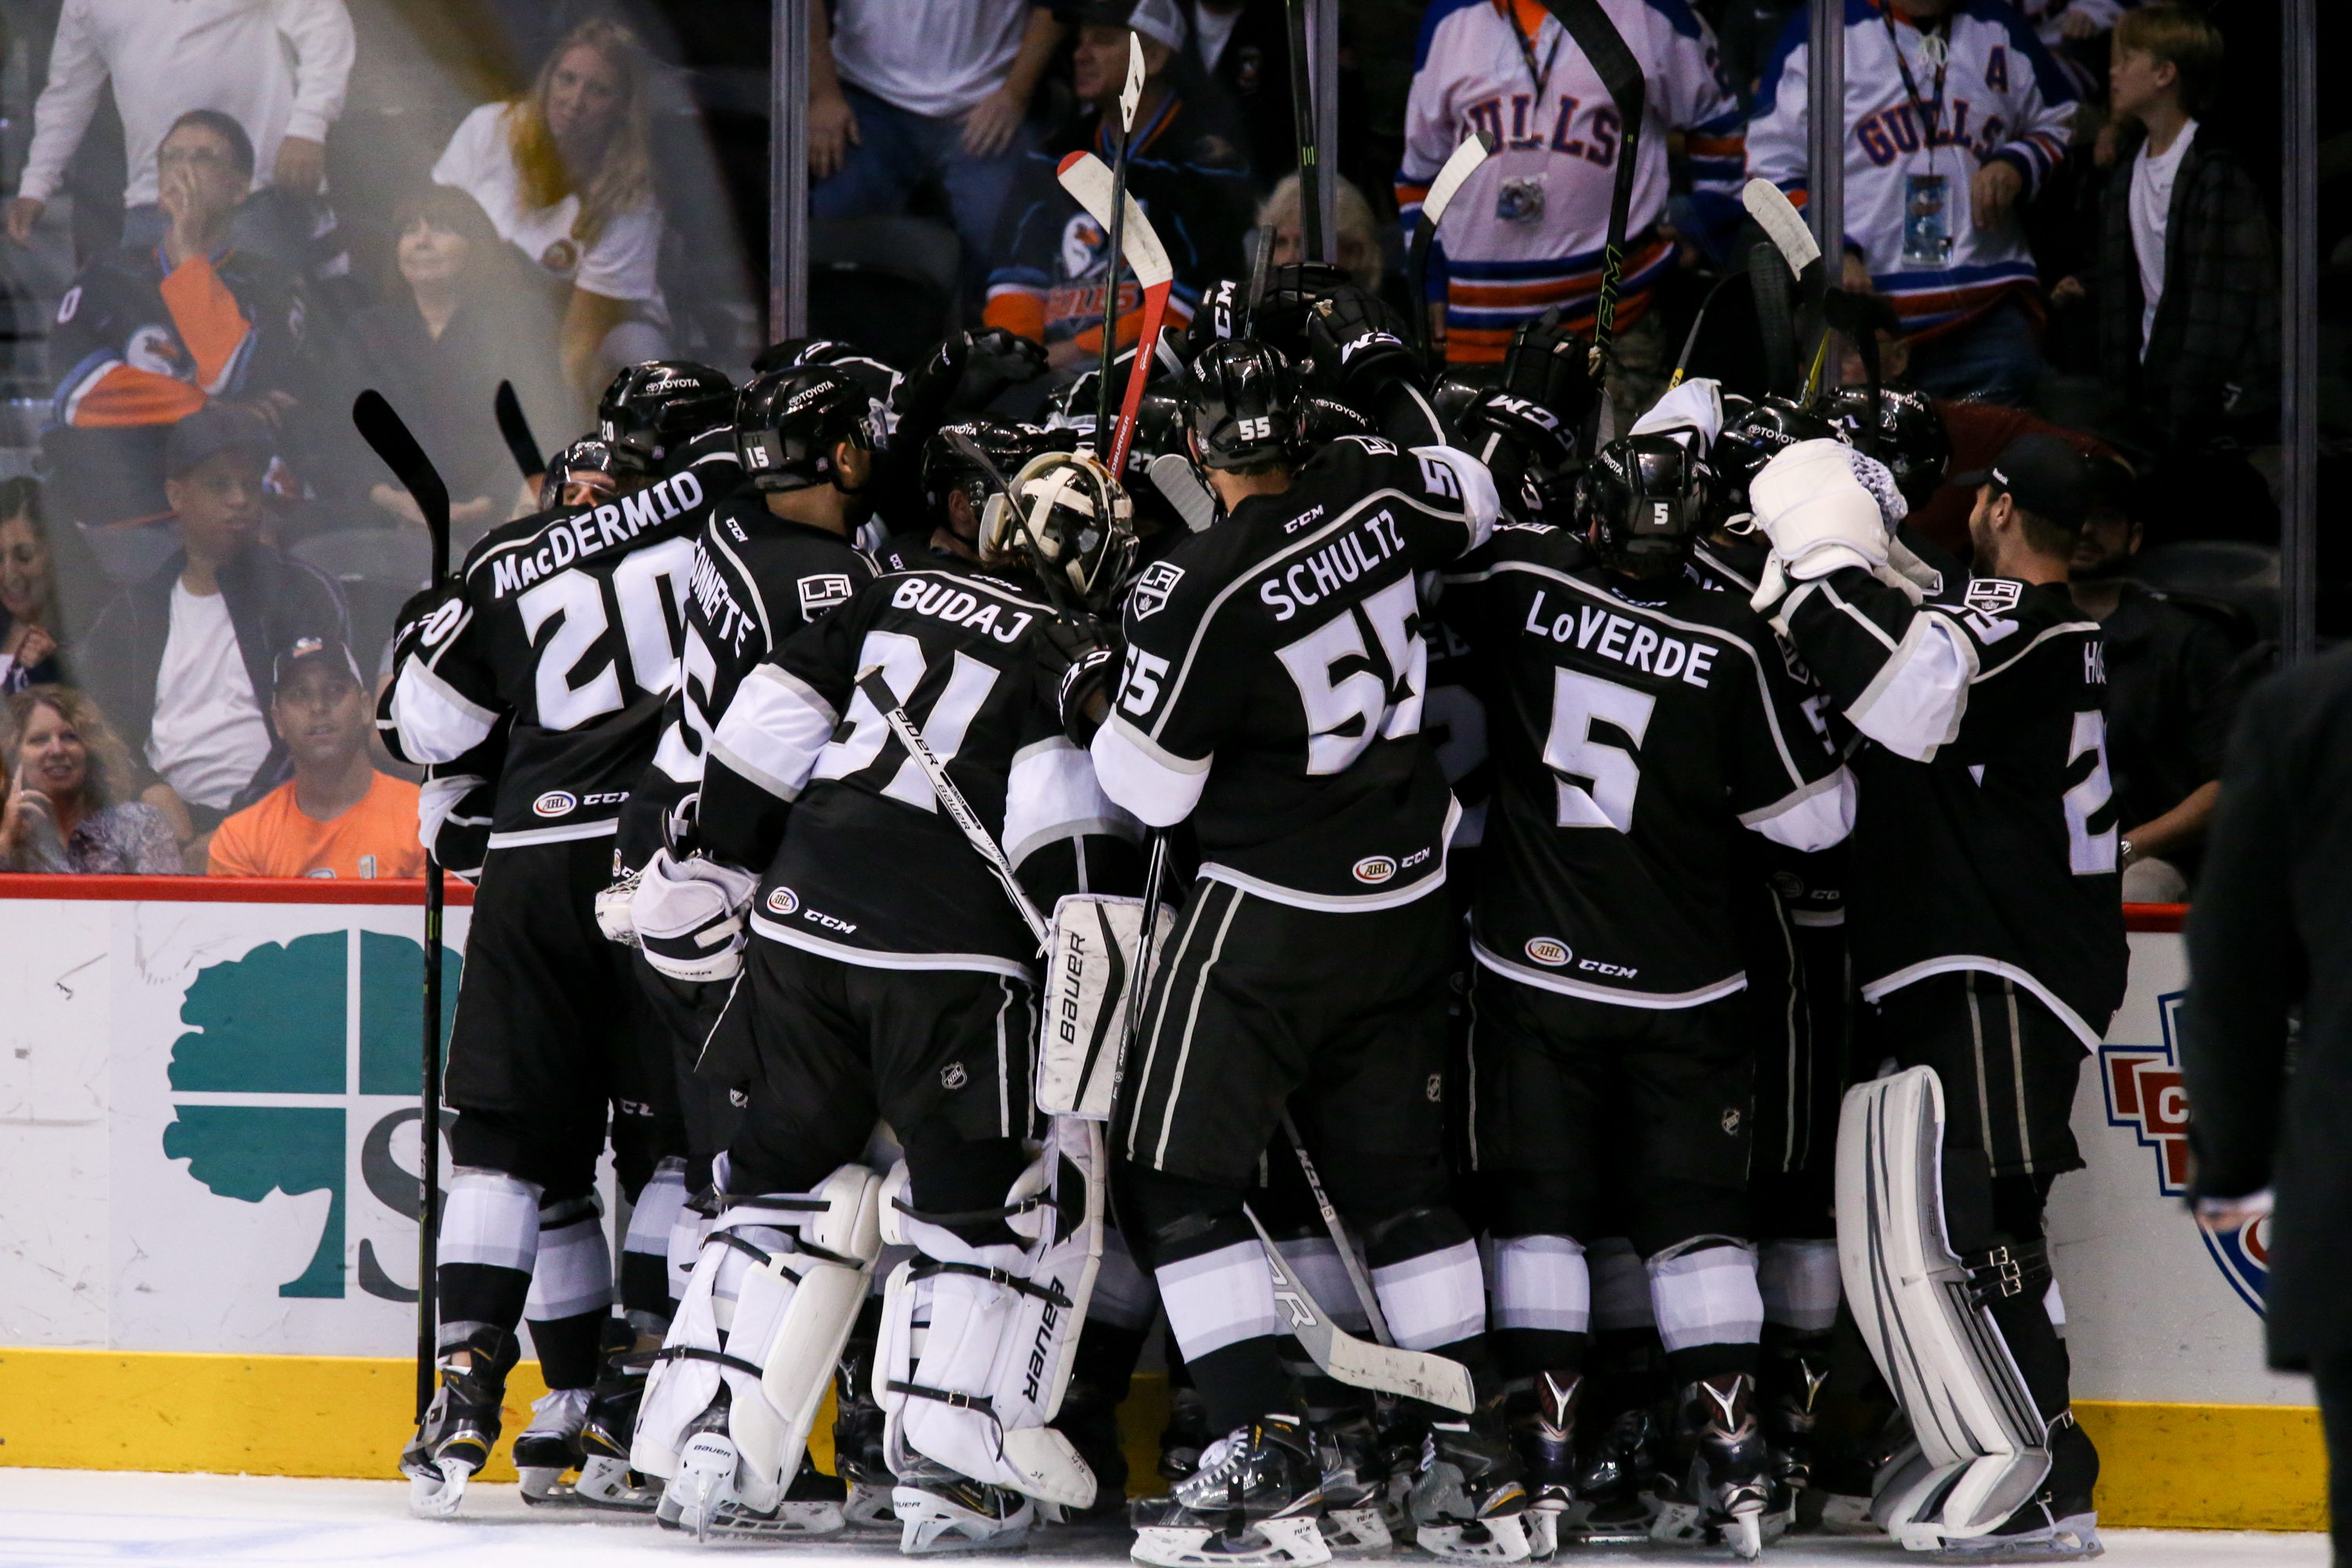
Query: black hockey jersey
1441 524 1852 1006
1777 566 2129 1045
699 558 1138 976
617 494 876 867
381 463 729 846
1091 435 1498 910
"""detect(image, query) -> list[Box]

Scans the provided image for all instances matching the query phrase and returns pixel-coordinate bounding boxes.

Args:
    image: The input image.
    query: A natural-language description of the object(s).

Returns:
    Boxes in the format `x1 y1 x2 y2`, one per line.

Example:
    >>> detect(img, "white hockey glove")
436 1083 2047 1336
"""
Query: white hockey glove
1628 376 1725 449
416 772 492 881
595 863 645 947
1748 438 1892 615
632 849 760 984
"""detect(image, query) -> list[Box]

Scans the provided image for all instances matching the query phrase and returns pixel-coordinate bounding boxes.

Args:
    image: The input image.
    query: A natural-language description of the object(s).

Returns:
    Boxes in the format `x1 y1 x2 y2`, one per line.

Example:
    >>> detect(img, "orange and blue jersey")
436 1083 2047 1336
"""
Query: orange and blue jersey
49 242 306 430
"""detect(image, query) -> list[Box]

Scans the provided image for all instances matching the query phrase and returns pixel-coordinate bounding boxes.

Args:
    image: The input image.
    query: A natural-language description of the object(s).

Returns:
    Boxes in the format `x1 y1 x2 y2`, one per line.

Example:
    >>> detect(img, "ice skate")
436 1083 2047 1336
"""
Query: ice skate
1408 1414 1534 1563
1927 1415 2101 1562
1160 1385 1214 1481
1757 1331 1830 1538
1504 1372 1578 1559
835 1341 897 1528
1650 1373 1771 1560
400 1327 519 1519
572 1334 662 1512
1049 1377 1134 1526
1131 1414 1334 1568
1313 1410 1393 1552
894 1455 1038 1553
513 1386 591 1506
654 1394 849 1541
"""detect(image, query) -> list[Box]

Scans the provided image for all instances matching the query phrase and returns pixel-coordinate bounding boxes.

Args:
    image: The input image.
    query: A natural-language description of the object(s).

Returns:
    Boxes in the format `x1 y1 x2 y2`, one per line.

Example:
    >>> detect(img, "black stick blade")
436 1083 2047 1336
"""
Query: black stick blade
494 380 544 480
353 390 452 578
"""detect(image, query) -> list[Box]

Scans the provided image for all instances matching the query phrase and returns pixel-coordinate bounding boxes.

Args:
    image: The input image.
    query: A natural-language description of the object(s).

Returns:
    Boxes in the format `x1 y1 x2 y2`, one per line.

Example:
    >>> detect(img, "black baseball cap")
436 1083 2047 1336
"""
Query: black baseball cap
273 634 365 692
165 404 271 480
1951 434 2090 532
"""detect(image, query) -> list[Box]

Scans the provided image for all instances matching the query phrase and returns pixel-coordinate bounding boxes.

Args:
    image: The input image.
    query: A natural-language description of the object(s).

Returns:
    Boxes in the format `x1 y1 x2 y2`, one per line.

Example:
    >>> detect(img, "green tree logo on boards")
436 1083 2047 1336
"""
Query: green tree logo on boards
162 931 457 1298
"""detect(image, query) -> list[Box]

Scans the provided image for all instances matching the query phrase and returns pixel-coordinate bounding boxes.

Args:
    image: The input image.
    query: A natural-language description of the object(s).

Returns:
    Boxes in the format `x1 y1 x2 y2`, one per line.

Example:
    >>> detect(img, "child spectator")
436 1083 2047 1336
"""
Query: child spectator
432 18 667 412
0 685 183 874
208 636 422 880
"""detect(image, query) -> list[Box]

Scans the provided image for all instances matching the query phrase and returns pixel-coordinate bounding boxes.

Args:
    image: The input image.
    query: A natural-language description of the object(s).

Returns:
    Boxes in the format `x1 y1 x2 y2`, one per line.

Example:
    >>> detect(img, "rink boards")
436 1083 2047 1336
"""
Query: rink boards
0 882 2322 1528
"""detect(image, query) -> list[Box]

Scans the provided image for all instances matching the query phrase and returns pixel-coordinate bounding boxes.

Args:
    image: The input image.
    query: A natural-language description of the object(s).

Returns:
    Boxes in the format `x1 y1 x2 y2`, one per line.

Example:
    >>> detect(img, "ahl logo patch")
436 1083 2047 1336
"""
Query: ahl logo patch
1131 561 1184 619
1352 855 1398 885
1964 579 2024 616
1524 938 1572 967
765 887 800 915
2101 989 2267 1315
797 573 855 618
532 790 576 818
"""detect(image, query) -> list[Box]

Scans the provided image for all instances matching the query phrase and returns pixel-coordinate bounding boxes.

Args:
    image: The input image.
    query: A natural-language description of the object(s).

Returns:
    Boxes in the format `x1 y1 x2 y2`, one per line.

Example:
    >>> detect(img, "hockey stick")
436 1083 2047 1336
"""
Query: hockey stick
1149 451 1218 532
1243 221 1275 339
493 379 543 481
1283 0 1322 263
353 389 449 1422
1751 240 1799 398
1665 269 1748 390
1056 149 1175 477
1240 1201 1475 1412
1534 0 1644 437
1279 1111 1396 1346
1406 129 1497 362
1742 178 1833 403
1092 34 1146 445
854 668 1050 952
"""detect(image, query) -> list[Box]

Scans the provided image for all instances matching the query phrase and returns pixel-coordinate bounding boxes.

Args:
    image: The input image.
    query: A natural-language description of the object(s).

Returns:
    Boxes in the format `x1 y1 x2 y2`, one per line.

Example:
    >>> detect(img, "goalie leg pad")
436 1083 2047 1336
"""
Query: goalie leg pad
1838 1068 2049 1545
880 1118 1106 1506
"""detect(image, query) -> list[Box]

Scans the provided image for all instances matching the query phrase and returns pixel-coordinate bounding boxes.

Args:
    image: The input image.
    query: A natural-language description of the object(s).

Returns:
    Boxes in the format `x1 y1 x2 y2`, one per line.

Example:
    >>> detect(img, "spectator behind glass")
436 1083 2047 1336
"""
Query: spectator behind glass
5 0 354 249
2068 454 2243 901
41 111 312 561
82 407 347 863
209 636 422 879
2049 5 2278 460
1748 0 2078 406
349 186 566 550
1258 171 1384 292
1 481 66 693
432 19 667 414
0 687 184 874
809 0 1065 306
986 0 1255 372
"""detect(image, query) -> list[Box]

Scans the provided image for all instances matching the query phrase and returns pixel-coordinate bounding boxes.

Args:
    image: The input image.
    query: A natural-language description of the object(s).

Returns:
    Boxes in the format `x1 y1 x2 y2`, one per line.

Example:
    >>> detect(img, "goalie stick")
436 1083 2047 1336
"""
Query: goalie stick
1534 0 1644 436
1056 148 1175 477
351 389 450 1422
1240 1201 1475 1412
493 379 543 481
1406 129 1497 361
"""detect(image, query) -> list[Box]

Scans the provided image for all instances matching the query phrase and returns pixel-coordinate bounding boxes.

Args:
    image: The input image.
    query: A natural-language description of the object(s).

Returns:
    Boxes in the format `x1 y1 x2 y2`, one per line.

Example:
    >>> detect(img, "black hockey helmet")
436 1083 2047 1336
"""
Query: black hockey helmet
598 361 737 477
1179 338 1298 471
1298 393 1377 445
752 337 857 373
1577 434 1710 578
1825 384 1950 506
539 437 622 512
921 419 1046 517
978 449 1137 614
734 365 879 494
1710 392 1839 522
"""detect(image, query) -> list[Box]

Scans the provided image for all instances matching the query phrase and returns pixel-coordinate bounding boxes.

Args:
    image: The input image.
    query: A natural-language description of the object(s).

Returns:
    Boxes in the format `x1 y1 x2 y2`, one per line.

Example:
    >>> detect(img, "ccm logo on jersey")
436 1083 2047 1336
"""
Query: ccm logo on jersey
1131 561 1184 619
1258 510 1409 622
798 573 855 618
1525 938 1573 967
532 790 577 817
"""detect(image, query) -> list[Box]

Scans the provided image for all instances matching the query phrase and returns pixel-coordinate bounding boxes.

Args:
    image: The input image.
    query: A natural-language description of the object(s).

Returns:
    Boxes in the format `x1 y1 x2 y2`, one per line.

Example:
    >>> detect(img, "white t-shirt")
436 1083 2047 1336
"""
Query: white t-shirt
830 0 1032 120
2130 118 2197 356
432 103 664 306
1193 5 1243 74
146 580 271 811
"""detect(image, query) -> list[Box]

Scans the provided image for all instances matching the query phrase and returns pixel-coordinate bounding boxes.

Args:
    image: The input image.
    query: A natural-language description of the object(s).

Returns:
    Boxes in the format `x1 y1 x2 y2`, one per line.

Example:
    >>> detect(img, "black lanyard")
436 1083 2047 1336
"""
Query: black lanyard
1881 7 1952 174
1494 0 1564 107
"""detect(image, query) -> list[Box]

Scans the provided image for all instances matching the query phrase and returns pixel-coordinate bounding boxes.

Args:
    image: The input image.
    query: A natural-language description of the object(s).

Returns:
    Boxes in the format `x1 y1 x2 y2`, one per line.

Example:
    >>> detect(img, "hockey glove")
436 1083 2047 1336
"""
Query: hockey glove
1251 260 1356 355
416 771 493 882
940 327 1048 415
1058 641 1123 749
1457 387 1577 477
1747 437 1892 615
631 849 761 984
1305 289 1421 408
1497 307 1597 434
1182 278 1247 360
594 862 645 948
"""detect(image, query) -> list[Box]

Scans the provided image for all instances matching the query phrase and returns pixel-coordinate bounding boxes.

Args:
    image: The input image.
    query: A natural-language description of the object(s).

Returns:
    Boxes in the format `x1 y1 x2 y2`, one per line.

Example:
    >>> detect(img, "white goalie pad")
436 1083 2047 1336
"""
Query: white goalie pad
877 1118 1106 1505
633 1164 883 1514
1036 894 1175 1120
632 849 760 984
1837 1067 2049 1547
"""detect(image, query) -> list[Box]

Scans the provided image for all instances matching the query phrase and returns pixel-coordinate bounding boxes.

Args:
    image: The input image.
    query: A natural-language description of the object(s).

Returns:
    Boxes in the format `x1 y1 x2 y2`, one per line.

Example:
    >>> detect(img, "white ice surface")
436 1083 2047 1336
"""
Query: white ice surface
0 1470 2328 1568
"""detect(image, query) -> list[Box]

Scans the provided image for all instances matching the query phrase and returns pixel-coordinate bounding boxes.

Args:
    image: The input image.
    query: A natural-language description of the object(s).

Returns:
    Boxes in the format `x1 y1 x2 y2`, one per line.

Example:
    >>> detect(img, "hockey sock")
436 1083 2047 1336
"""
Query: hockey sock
1364 1204 1498 1400
1487 1232 1591 1380
1152 1213 1289 1434
622 1156 688 1333
1083 1226 1159 1406
1757 1237 1840 1331
524 1193 613 1390
1646 1239 1763 1384
438 1167 540 1355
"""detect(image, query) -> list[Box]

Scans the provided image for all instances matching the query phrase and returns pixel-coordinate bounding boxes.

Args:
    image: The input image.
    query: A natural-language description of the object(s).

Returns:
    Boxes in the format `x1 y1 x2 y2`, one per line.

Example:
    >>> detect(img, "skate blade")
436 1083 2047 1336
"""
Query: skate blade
1319 1506 1392 1553
517 1465 576 1506
895 1490 1034 1555
845 1480 900 1529
1412 1512 1534 1563
1925 1515 2103 1563
407 1457 477 1520
1133 1515 1333 1568
1522 1504 1559 1563
1649 1500 1714 1546
1727 1506 1764 1562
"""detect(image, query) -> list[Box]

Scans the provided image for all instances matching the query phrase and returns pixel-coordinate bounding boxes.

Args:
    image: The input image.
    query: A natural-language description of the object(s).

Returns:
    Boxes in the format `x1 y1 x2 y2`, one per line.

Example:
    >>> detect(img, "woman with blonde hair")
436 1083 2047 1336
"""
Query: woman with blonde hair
431 17 669 409
0 687 184 874
1257 170 1383 293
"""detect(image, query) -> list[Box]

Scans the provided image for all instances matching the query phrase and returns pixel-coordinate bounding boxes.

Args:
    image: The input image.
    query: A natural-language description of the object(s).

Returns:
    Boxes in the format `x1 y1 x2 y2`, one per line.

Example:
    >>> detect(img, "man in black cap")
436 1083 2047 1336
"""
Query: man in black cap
83 404 347 866
1744 432 2126 1556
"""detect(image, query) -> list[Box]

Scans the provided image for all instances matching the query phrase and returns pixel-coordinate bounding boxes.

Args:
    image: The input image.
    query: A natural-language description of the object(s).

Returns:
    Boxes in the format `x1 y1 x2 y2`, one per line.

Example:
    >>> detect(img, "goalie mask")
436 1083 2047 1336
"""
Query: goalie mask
979 449 1137 615
1711 392 1838 524
1578 434 1710 578
1826 385 1951 507
1179 338 1298 471
735 365 878 495
539 437 622 512
598 361 738 477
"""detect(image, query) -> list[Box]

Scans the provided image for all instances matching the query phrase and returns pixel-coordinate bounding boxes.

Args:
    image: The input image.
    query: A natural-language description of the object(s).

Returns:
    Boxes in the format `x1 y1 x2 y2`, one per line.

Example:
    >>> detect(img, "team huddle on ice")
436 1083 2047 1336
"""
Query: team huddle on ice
375 262 2125 1566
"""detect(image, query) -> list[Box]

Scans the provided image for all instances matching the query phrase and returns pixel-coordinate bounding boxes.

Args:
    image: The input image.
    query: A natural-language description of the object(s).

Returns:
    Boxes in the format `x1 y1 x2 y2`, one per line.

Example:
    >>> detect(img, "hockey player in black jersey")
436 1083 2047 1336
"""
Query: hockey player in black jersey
1439 432 1853 1561
379 363 744 1517
1746 434 2126 1559
1072 310 1518 1568
625 449 1142 1549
